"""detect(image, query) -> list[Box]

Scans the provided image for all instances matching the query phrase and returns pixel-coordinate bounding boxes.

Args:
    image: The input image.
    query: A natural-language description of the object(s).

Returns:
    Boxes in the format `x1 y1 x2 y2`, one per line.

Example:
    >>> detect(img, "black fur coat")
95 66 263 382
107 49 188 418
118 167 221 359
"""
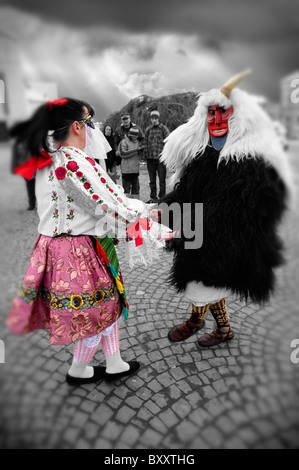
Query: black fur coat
161 145 287 304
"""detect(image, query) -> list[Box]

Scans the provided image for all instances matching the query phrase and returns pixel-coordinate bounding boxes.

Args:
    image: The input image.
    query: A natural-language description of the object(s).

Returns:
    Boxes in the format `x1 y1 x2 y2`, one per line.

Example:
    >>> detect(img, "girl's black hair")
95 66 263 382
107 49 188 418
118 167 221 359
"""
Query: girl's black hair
9 98 95 157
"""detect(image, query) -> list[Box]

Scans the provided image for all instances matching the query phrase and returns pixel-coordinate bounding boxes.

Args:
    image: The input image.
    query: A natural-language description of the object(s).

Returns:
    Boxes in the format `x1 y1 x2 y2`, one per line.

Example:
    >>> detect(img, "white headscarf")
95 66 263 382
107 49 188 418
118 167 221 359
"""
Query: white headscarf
84 125 111 169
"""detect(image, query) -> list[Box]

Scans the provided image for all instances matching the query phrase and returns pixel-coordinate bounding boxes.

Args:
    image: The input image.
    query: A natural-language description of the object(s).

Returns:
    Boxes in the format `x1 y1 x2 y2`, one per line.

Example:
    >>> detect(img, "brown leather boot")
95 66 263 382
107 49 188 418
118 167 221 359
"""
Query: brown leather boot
168 304 208 343
168 319 205 342
197 299 235 348
197 321 235 348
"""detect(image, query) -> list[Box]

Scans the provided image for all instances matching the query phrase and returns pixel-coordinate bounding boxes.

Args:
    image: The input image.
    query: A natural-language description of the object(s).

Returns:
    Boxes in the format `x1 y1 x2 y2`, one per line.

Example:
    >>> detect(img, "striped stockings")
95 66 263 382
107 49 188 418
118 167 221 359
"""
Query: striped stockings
73 321 120 363
68 321 124 379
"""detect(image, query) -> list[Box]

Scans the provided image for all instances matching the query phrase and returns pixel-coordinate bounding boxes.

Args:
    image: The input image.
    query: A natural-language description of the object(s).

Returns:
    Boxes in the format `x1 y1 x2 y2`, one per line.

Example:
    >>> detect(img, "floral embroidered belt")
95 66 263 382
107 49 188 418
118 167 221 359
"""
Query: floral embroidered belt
17 285 116 310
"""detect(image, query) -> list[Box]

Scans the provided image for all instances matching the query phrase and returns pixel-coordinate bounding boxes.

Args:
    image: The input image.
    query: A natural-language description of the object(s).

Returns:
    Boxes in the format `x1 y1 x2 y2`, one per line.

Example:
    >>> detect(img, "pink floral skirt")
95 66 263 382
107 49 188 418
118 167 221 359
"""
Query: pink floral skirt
7 235 122 345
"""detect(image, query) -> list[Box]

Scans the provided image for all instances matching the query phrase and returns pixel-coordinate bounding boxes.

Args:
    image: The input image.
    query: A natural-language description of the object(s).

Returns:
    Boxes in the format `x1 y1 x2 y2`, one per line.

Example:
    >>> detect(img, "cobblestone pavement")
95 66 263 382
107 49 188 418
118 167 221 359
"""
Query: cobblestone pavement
0 142 299 450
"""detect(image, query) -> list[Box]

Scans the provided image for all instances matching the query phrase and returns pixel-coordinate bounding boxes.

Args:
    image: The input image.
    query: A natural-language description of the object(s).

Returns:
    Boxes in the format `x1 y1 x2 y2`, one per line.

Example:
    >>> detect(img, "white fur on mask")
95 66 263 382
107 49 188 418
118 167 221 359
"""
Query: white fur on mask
160 88 295 205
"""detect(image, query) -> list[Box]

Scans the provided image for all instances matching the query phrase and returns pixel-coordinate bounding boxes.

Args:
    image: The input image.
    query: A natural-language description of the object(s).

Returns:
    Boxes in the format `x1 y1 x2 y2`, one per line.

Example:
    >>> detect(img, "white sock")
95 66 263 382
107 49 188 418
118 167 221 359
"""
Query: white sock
105 350 130 374
68 358 94 379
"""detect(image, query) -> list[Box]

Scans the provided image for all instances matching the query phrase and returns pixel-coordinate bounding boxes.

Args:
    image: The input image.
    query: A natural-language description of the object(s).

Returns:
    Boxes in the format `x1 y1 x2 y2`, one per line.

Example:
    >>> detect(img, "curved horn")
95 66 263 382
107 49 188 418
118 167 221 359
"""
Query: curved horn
220 68 252 99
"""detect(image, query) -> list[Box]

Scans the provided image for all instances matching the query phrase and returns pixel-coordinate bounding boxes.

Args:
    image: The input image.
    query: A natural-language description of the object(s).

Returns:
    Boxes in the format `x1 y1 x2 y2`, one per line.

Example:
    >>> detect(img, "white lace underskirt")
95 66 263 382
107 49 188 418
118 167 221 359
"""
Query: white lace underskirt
81 316 122 348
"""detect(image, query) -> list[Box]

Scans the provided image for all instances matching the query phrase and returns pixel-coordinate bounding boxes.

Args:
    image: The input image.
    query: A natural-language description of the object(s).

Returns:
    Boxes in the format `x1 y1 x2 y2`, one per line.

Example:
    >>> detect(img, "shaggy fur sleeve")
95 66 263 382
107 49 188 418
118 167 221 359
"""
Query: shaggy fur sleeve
163 152 288 303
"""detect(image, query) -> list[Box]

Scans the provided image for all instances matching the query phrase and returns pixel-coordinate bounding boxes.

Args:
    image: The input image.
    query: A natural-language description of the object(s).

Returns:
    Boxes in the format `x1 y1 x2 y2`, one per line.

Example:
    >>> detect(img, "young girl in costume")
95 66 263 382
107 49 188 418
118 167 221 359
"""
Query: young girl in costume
7 98 171 385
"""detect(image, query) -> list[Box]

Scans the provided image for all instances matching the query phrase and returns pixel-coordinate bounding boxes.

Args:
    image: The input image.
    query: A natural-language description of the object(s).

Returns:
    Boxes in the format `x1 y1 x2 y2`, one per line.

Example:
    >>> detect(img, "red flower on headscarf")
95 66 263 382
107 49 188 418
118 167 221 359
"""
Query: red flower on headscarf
92 194 100 200
76 171 83 178
84 182 91 190
55 167 67 180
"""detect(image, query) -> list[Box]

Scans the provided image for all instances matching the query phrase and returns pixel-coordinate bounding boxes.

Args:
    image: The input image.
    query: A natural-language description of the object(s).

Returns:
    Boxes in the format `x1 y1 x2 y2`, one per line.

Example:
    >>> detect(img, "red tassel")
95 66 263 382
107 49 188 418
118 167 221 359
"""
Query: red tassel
14 151 53 180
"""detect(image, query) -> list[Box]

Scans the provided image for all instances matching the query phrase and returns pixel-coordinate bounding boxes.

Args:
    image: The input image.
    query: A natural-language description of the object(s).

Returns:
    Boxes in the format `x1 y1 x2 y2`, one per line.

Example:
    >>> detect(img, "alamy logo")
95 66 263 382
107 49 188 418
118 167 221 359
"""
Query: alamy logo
290 79 299 104
290 339 299 364
0 339 4 363
94 202 204 250
0 79 4 104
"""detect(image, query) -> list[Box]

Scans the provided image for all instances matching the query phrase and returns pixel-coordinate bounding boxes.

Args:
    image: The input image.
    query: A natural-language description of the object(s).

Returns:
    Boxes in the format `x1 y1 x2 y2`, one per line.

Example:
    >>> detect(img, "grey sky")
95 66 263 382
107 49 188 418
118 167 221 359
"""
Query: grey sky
2 0 299 41
0 0 298 119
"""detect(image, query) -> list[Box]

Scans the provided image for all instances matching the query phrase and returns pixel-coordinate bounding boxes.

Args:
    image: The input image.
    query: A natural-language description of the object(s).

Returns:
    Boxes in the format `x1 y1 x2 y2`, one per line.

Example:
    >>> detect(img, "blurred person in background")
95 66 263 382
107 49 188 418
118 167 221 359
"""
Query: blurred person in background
7 97 172 386
118 126 143 199
114 112 144 157
10 123 37 210
144 110 170 203
103 123 119 184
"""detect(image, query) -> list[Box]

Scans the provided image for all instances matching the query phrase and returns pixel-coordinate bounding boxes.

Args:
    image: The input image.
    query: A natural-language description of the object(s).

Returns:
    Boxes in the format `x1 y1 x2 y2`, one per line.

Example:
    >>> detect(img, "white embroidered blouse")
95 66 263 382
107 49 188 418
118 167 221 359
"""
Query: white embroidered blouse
35 146 170 267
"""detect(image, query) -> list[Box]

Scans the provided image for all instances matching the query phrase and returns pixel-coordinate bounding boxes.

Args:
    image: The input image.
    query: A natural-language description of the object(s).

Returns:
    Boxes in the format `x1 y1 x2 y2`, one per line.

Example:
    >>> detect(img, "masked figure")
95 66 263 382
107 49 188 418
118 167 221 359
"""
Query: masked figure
160 70 293 347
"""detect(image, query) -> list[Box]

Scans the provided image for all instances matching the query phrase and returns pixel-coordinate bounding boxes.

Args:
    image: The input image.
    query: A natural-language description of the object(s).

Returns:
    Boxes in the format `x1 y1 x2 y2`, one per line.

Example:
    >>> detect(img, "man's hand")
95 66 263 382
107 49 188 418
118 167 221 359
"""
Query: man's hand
149 209 162 223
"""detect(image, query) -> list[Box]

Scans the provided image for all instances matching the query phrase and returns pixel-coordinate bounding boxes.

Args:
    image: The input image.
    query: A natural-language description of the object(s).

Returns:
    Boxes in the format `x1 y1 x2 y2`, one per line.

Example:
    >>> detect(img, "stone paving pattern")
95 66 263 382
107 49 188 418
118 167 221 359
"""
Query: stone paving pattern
0 142 299 449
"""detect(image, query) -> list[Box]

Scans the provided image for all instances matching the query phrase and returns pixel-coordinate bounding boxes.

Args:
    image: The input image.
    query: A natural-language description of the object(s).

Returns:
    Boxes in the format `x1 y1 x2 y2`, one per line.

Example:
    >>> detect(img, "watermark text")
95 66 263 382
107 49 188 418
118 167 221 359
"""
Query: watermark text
0 339 4 363
290 339 299 364
290 79 299 104
95 202 204 250
0 79 4 104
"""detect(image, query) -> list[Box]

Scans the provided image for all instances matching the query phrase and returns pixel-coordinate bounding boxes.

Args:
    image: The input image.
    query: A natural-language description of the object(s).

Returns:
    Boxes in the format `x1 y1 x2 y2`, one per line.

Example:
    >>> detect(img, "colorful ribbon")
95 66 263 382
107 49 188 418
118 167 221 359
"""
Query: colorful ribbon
126 217 152 247
95 236 129 319
47 98 68 111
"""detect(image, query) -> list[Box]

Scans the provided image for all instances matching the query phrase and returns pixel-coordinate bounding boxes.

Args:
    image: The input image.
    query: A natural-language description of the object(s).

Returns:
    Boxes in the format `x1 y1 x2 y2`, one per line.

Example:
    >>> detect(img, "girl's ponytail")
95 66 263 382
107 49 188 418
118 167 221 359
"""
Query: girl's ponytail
9 98 95 158
9 102 52 158
28 103 52 157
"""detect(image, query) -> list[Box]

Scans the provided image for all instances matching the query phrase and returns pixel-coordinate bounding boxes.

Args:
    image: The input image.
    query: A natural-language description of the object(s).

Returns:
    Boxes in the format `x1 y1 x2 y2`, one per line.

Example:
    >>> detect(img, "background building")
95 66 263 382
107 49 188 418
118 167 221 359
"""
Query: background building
0 31 27 139
280 71 299 140
25 81 58 118
0 31 57 141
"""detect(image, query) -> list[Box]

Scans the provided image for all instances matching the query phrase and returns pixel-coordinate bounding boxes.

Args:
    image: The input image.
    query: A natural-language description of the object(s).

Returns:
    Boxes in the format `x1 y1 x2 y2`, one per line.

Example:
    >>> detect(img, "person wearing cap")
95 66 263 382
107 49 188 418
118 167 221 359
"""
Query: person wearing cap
144 110 170 203
114 113 145 157
118 126 143 199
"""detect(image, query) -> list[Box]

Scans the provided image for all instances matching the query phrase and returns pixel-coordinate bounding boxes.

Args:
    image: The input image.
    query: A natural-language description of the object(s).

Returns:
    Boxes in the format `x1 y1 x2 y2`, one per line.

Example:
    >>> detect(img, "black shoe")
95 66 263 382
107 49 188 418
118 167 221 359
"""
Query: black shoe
66 366 106 385
104 361 140 382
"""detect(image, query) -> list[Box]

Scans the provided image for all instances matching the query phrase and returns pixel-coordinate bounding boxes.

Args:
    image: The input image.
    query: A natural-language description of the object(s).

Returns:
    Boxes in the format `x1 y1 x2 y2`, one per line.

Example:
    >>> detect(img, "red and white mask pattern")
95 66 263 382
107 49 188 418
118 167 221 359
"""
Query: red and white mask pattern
207 105 234 150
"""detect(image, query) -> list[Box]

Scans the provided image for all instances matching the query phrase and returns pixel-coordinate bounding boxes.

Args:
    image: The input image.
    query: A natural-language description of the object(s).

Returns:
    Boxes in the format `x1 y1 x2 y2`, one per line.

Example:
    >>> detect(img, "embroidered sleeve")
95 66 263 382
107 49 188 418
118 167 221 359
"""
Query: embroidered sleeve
53 147 147 237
